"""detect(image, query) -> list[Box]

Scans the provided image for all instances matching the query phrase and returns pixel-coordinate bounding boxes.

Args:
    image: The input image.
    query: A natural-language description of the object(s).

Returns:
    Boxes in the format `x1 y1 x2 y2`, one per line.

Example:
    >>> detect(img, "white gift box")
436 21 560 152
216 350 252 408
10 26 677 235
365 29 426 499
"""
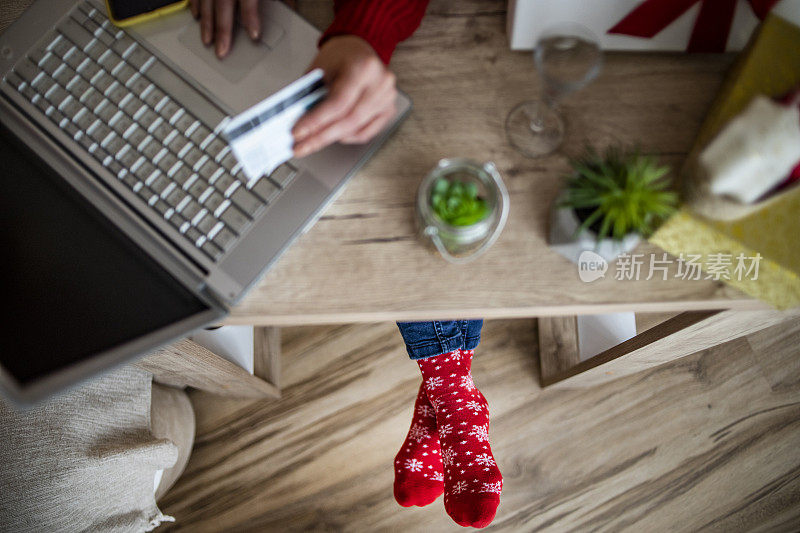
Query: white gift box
507 0 800 51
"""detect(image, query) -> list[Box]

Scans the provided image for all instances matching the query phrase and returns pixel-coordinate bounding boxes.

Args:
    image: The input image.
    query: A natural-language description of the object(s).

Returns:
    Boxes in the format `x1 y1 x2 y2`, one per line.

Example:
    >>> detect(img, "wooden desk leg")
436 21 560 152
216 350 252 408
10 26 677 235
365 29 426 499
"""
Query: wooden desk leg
540 308 800 389
254 327 281 392
137 338 281 399
537 316 580 387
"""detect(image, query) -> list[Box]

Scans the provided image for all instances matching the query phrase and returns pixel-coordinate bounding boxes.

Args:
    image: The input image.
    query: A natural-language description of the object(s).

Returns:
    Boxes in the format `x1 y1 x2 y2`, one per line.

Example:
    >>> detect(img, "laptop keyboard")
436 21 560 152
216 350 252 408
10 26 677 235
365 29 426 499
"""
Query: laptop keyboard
2 1 298 262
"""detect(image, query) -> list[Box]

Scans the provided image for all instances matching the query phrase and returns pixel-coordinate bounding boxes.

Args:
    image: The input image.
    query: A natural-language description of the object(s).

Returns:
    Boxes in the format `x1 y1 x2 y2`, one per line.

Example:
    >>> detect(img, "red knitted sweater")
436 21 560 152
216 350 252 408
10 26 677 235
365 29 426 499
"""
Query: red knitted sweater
321 0 430 64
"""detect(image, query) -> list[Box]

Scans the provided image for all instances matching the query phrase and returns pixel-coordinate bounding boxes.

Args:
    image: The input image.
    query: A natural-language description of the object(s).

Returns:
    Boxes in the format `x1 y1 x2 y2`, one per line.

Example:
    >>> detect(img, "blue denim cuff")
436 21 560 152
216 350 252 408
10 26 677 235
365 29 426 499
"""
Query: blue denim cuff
396 320 483 360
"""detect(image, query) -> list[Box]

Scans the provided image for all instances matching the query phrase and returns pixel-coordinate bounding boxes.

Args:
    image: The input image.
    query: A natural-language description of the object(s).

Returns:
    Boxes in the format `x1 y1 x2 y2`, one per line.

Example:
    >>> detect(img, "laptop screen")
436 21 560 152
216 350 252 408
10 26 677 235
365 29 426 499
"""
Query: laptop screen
0 123 210 385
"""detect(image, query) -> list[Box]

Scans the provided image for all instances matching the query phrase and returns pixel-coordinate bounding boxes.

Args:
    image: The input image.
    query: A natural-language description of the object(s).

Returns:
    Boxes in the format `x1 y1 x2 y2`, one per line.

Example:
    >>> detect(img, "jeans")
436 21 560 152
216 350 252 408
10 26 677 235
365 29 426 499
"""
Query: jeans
396 320 483 360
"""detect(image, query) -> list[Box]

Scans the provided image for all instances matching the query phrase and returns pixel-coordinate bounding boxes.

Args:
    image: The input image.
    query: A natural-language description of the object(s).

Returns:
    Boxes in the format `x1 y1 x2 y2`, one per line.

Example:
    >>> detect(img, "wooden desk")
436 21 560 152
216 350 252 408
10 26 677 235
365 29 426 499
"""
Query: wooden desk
228 3 762 327
3 1 793 396
191 1 795 397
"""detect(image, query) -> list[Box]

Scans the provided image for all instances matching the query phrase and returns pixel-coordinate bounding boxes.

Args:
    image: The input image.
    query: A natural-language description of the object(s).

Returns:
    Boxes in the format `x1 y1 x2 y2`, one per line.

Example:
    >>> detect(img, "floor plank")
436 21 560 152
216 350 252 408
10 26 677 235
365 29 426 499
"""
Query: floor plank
160 319 800 532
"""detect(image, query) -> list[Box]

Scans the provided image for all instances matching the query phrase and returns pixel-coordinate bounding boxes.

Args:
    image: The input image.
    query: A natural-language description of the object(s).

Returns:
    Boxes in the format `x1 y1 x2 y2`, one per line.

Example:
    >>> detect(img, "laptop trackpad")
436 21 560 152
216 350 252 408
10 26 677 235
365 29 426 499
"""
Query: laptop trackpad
176 20 285 83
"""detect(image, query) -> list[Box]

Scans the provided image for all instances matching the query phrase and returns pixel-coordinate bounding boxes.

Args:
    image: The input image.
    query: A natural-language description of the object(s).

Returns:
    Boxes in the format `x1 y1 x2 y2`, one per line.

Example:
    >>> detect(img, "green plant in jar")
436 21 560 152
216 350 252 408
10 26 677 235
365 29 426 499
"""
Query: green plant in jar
430 178 490 226
559 147 678 241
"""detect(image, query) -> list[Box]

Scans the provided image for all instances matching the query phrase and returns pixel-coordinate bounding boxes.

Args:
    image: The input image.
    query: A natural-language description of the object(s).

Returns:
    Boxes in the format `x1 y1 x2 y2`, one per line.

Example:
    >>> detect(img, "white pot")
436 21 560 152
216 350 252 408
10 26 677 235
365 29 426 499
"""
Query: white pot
548 203 641 265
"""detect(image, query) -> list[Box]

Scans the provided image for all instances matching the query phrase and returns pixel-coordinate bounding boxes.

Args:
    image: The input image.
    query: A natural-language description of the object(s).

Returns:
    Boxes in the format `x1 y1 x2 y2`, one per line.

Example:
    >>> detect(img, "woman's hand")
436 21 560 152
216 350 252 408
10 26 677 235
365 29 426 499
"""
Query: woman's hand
292 35 398 158
189 0 261 58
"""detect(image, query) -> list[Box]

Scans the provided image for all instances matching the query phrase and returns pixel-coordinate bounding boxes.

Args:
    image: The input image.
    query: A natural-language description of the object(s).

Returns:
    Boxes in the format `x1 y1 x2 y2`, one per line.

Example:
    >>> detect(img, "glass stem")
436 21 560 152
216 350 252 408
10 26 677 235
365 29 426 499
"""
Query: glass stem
529 88 559 133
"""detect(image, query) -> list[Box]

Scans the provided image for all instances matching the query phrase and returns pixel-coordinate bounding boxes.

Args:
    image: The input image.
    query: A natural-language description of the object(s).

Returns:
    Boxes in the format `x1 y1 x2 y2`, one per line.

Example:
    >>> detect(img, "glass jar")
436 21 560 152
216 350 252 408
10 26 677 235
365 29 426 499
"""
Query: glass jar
416 158 509 264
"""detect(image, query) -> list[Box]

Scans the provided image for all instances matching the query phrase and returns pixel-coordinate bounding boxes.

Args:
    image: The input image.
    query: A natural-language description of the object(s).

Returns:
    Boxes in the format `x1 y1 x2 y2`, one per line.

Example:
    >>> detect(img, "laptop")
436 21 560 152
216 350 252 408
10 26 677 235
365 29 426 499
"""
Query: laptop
0 0 411 403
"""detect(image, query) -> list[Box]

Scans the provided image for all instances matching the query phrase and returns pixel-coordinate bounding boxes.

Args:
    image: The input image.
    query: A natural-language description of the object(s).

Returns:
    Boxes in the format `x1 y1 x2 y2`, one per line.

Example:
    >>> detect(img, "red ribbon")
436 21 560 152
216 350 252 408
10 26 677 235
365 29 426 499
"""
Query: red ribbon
608 0 778 53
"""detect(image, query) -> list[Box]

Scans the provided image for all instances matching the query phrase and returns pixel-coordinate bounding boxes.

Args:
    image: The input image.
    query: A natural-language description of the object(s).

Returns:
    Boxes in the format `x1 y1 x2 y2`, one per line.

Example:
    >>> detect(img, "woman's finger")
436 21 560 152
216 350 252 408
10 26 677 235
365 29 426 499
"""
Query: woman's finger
214 0 236 57
240 0 261 40
340 107 396 144
200 0 214 45
190 0 200 18
294 81 395 156
292 70 365 142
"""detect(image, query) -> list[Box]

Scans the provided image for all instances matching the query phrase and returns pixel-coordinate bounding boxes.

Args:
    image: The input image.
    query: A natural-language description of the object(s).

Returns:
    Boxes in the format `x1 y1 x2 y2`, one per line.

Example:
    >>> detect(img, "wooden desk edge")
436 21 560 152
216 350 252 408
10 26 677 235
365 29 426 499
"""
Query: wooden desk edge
224 297 768 326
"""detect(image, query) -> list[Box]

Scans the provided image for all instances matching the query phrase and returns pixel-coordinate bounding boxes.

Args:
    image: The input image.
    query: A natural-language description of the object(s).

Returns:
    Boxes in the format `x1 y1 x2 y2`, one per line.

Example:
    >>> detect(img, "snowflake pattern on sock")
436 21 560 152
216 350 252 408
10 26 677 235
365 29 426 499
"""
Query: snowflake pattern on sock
405 458 423 472
393 382 445 507
418 348 502 528
408 423 428 442
469 424 489 442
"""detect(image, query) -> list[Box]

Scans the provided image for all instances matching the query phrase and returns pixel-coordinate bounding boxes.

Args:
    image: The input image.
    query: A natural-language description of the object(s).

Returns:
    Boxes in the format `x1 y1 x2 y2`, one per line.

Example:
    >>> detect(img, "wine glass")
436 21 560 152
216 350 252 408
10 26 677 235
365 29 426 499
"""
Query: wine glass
505 23 603 158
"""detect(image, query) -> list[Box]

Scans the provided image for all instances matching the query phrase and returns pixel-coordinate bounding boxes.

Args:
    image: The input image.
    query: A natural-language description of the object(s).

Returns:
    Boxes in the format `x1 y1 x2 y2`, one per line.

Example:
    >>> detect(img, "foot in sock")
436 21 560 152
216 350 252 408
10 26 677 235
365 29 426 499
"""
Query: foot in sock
394 382 444 507
418 348 502 528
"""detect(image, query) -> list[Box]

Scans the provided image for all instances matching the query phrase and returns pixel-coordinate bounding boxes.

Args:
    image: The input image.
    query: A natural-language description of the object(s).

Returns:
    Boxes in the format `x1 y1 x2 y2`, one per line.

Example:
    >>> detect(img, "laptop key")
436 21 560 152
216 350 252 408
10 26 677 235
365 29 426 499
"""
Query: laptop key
212 226 237 250
83 39 105 60
38 53 61 76
158 98 181 122
211 172 237 194
219 204 251 235
105 134 126 156
231 187 264 217
167 212 188 232
157 152 179 174
142 85 166 108
165 186 188 207
167 134 190 155
205 137 228 159
153 199 171 217
45 85 69 109
185 226 202 244
77 59 102 81
13 58 42 84
116 145 137 167
112 63 137 85
145 61 225 128
251 177 281 203
105 80 127 104
195 213 217 235
270 163 297 188
61 17 95 50
63 48 87 71
50 35 72 58
65 74 90 96
203 191 225 214
125 125 147 148
173 112 198 134
94 99 116 122
134 160 157 181
111 37 136 59
80 87 103 110
124 43 153 71
189 124 213 146
136 185 157 205
139 137 161 160
201 241 224 261
180 199 203 221
183 147 204 169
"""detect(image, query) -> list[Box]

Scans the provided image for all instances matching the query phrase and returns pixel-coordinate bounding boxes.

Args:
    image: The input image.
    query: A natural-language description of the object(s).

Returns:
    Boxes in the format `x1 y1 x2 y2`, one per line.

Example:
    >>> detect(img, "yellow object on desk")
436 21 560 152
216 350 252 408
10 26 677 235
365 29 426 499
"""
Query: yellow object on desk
105 0 188 27
651 14 800 309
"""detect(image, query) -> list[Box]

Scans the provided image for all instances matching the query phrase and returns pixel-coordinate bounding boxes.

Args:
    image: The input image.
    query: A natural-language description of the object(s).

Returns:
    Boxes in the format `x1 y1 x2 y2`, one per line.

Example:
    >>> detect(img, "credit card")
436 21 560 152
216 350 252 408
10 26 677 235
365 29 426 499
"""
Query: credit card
223 69 327 184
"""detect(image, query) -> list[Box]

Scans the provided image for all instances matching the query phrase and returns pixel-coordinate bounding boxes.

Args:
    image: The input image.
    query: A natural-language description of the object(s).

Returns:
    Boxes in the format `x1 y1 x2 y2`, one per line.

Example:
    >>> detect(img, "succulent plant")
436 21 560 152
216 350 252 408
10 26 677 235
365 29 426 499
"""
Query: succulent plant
559 147 678 241
431 178 489 226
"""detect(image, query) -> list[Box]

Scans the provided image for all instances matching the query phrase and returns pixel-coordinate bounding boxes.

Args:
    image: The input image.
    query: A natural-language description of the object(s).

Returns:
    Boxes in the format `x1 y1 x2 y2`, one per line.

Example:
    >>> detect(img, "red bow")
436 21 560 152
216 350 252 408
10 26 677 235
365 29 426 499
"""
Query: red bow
608 0 778 53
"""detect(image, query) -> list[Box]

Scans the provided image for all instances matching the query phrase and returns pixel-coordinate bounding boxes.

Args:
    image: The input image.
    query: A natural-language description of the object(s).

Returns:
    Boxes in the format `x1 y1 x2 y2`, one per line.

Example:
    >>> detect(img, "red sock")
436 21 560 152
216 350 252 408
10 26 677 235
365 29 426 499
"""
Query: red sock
394 383 445 507
418 349 502 528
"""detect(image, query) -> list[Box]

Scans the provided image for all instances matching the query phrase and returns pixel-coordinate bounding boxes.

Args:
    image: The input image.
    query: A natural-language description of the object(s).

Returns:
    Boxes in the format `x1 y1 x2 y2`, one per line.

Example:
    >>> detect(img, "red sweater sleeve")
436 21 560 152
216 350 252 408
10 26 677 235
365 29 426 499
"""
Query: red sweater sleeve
320 0 430 64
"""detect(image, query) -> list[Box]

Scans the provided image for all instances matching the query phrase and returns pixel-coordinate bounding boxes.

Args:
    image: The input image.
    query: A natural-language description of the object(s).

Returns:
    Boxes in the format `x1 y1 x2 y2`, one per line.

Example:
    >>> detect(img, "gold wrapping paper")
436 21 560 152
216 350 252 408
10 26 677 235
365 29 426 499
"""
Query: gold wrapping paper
650 14 800 309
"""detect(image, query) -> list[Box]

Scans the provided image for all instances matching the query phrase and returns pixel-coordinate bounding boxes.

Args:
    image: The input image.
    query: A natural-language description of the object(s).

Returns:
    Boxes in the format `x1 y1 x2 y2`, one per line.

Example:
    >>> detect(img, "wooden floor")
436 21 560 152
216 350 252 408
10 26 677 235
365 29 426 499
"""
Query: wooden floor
160 318 800 532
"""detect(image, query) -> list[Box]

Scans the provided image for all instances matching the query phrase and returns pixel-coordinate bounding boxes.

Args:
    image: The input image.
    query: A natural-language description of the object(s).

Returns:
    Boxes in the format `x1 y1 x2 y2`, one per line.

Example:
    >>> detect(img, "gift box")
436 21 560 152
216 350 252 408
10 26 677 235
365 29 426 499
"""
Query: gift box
507 0 799 52
649 13 800 309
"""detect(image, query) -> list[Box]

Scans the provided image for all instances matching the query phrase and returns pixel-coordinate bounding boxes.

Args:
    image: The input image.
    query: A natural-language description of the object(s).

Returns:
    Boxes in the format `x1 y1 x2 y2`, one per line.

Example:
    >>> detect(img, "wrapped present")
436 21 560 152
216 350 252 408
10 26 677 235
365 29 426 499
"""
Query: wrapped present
507 0 799 51
650 14 800 309
687 94 800 220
